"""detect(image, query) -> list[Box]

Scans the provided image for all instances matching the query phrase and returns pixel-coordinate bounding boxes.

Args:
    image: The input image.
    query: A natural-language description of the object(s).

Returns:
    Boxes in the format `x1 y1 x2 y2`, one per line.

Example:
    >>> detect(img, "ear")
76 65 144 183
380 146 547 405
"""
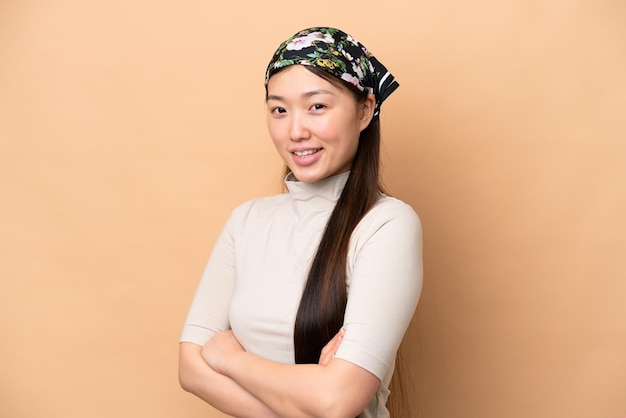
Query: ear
358 94 376 131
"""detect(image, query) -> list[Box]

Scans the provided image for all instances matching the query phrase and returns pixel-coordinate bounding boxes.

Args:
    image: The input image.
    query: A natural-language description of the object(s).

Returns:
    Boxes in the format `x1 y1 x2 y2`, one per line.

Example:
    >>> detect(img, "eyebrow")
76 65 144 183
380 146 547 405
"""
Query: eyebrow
266 89 336 102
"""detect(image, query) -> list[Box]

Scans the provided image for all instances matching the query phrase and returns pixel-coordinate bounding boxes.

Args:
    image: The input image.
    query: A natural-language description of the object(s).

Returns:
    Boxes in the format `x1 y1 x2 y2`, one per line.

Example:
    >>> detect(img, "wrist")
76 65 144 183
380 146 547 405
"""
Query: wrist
219 350 246 377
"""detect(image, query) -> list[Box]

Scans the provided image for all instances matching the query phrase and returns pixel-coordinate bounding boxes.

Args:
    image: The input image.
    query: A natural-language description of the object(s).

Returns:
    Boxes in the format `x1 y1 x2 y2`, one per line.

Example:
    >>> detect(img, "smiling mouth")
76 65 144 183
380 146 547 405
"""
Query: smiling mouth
293 148 322 157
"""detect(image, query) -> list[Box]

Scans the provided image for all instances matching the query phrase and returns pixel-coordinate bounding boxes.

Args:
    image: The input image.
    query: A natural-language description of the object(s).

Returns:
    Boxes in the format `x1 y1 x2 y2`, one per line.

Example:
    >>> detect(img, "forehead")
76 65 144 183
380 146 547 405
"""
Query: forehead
266 65 342 96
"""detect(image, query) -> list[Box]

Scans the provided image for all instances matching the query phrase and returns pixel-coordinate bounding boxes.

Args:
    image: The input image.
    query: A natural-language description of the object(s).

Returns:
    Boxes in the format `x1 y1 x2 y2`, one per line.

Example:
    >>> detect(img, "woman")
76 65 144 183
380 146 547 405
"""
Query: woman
179 27 422 418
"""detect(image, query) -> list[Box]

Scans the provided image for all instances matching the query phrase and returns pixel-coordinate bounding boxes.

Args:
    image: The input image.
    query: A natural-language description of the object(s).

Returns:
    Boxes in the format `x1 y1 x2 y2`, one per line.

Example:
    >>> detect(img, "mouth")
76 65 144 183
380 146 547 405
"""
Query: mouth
292 148 322 157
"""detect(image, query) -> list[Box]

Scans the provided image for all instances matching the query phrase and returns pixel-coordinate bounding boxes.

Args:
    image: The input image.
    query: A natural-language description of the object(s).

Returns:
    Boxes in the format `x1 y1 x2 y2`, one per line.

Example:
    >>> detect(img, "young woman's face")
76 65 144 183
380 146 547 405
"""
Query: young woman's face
266 65 374 183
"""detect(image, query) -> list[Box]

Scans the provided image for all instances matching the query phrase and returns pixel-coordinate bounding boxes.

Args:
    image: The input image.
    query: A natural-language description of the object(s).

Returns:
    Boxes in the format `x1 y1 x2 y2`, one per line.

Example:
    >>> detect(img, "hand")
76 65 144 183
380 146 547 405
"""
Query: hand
202 330 244 374
318 328 345 366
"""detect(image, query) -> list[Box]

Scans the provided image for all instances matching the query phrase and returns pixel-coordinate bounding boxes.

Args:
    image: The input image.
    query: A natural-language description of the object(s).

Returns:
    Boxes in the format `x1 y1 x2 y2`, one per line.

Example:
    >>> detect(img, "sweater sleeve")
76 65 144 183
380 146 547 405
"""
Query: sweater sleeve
180 213 237 346
334 199 423 380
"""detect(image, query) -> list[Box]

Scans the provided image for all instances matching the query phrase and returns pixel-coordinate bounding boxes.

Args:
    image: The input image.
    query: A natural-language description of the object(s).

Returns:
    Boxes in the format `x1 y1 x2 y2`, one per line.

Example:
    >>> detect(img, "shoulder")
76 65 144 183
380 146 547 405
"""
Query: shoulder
350 194 422 249
364 194 421 229
227 192 291 224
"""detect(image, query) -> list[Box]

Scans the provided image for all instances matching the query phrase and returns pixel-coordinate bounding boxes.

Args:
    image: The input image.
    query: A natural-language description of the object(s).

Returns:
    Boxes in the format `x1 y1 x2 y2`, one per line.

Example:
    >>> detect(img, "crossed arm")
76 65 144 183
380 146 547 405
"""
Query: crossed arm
179 329 379 418
179 200 422 417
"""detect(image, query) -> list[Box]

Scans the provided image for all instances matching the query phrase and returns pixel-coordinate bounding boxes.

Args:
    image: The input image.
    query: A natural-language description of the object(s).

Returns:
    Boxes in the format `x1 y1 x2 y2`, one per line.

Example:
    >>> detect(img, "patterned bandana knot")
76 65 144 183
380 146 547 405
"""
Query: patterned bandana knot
265 27 399 118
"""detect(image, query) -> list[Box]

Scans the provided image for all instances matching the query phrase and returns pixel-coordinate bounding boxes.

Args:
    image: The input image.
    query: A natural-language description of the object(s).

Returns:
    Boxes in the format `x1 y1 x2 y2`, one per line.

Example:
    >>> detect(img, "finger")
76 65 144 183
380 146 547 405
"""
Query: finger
318 328 345 365
320 330 341 356
319 341 337 365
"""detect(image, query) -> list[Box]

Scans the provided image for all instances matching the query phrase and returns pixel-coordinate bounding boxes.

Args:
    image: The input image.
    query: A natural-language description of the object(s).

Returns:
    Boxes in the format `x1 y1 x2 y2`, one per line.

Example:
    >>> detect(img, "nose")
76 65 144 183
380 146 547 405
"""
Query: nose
289 112 310 141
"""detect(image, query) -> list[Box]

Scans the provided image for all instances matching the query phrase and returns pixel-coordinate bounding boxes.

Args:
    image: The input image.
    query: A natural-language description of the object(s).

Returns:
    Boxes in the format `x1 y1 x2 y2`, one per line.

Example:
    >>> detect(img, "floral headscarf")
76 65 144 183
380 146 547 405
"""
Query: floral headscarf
265 27 399 118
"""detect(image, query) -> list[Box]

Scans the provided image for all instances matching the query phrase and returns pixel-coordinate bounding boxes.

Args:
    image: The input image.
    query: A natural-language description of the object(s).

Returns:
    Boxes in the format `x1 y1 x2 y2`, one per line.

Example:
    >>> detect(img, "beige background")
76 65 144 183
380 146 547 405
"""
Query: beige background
1 1 625 417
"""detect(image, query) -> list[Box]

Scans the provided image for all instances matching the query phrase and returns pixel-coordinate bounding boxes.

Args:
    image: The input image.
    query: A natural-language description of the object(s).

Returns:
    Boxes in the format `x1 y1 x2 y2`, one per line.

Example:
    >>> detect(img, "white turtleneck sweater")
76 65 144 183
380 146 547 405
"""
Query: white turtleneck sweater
181 172 423 418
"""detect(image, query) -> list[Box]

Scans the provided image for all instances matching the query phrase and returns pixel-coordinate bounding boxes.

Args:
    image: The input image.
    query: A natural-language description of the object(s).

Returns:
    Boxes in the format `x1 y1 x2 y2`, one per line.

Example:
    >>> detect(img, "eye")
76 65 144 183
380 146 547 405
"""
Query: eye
271 106 287 114
310 103 326 111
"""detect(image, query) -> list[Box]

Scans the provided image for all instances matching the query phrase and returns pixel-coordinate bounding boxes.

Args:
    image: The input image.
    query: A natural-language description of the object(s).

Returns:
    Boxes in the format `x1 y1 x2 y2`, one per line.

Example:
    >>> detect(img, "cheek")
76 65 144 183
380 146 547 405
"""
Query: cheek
316 116 352 142
321 118 360 148
266 120 284 145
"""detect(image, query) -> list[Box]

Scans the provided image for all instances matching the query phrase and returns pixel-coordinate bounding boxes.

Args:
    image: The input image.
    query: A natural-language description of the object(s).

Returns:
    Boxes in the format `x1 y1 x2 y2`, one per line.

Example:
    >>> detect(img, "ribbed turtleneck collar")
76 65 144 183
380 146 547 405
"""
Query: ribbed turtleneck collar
285 171 349 213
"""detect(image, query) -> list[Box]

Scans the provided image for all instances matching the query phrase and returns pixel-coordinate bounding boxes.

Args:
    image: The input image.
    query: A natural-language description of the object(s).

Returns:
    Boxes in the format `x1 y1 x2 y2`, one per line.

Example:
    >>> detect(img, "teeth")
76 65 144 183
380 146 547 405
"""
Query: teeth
294 149 319 157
